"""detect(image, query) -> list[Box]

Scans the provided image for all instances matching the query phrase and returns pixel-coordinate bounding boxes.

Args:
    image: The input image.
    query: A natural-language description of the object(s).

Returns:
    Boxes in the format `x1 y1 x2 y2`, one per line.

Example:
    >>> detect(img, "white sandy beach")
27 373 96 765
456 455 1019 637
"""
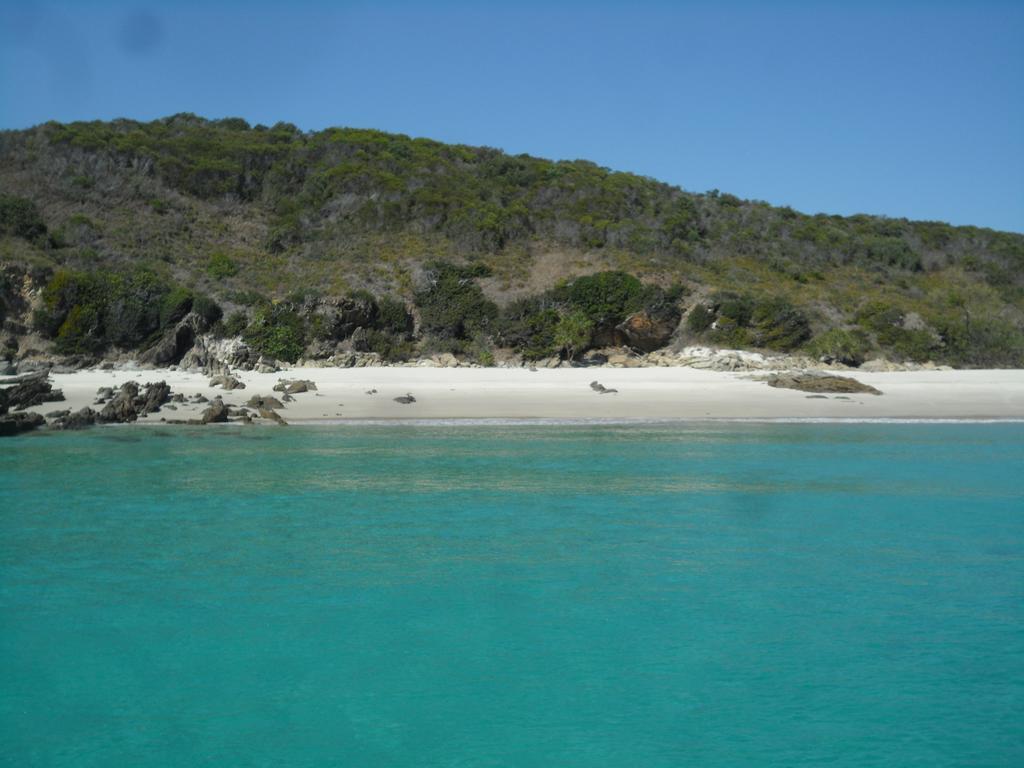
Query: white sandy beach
10 366 1024 423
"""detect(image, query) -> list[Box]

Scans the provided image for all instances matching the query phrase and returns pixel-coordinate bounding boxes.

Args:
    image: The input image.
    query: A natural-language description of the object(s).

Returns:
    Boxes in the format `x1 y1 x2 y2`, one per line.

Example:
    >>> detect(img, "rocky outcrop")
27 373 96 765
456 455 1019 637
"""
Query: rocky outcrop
200 399 229 424
138 381 171 414
209 374 245 390
766 373 883 395
96 381 172 423
246 394 284 410
138 313 205 366
50 407 98 430
0 372 64 411
179 336 260 374
305 295 377 341
606 352 643 368
273 379 317 394
258 407 287 425
615 310 678 353
330 351 383 368
0 411 44 436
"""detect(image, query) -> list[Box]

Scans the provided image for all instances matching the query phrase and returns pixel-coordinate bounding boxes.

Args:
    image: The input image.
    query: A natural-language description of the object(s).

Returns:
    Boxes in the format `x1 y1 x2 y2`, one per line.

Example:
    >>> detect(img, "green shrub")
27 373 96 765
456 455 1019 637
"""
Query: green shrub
191 294 223 325
414 262 498 340
495 298 561 360
228 290 267 307
55 303 103 354
750 297 811 350
686 304 715 334
553 310 593 360
36 267 177 353
243 304 306 361
221 311 249 338
206 252 239 279
940 315 1024 367
707 316 751 348
159 287 194 327
712 292 754 327
806 328 869 366
0 195 47 241
365 329 415 361
376 295 412 336
558 271 645 326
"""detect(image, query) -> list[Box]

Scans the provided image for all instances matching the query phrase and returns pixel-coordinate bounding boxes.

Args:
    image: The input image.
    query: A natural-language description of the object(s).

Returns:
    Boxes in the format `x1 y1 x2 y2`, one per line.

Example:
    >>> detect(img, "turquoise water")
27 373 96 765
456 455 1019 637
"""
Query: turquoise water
1 422 1022 767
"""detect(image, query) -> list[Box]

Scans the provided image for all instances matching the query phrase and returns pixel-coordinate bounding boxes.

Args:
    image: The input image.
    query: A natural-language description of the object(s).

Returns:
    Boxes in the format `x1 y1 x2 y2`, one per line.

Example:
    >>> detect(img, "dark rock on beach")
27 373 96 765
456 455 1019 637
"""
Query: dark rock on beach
767 373 882 395
209 374 245 391
96 381 173 423
138 312 207 367
51 407 98 430
0 411 44 436
200 399 229 424
97 382 140 423
247 394 284 410
258 407 287 425
0 372 64 411
273 379 317 395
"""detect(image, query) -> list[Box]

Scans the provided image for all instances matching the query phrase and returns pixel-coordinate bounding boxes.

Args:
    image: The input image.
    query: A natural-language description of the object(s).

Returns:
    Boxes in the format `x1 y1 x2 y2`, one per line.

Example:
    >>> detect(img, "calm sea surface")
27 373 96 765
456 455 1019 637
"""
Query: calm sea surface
1 423 1022 767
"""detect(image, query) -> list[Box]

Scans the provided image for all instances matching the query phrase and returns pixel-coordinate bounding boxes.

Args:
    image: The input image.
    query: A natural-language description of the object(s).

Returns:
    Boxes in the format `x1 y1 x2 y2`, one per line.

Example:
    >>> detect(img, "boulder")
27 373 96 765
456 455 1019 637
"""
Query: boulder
433 353 459 368
273 379 317 394
50 407 98 430
209 374 246 391
616 311 677 353
97 381 140 423
138 313 205 366
138 381 171 414
305 296 377 341
200 399 229 424
258 407 287 425
303 338 339 360
0 411 45 437
859 358 900 373
255 356 280 373
246 395 284 410
607 352 642 368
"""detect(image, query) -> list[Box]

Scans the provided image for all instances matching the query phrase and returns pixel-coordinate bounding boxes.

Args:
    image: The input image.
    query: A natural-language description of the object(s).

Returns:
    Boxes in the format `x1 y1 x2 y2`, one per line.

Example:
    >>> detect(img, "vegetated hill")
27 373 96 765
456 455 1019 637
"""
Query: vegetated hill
1 113 1022 368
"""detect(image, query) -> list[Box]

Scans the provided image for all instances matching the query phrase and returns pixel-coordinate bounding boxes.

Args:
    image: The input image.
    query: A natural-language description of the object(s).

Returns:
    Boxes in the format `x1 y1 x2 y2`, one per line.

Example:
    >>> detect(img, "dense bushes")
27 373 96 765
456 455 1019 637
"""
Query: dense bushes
414 262 498 340
554 271 646 326
855 302 938 362
750 297 812 350
490 270 683 360
687 292 811 351
807 328 870 366
206 253 239 279
0 195 47 242
34 268 220 354
242 304 306 362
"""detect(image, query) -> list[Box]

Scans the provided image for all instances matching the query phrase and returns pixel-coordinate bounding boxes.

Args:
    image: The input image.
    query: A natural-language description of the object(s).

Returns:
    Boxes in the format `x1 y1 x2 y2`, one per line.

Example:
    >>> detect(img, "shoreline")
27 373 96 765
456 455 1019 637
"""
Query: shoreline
7 366 1024 424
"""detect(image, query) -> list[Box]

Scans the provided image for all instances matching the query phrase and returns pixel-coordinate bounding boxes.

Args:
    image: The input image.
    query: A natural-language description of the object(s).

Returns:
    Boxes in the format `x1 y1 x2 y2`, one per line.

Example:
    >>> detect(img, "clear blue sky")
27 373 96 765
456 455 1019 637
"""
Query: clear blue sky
1 0 1021 232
